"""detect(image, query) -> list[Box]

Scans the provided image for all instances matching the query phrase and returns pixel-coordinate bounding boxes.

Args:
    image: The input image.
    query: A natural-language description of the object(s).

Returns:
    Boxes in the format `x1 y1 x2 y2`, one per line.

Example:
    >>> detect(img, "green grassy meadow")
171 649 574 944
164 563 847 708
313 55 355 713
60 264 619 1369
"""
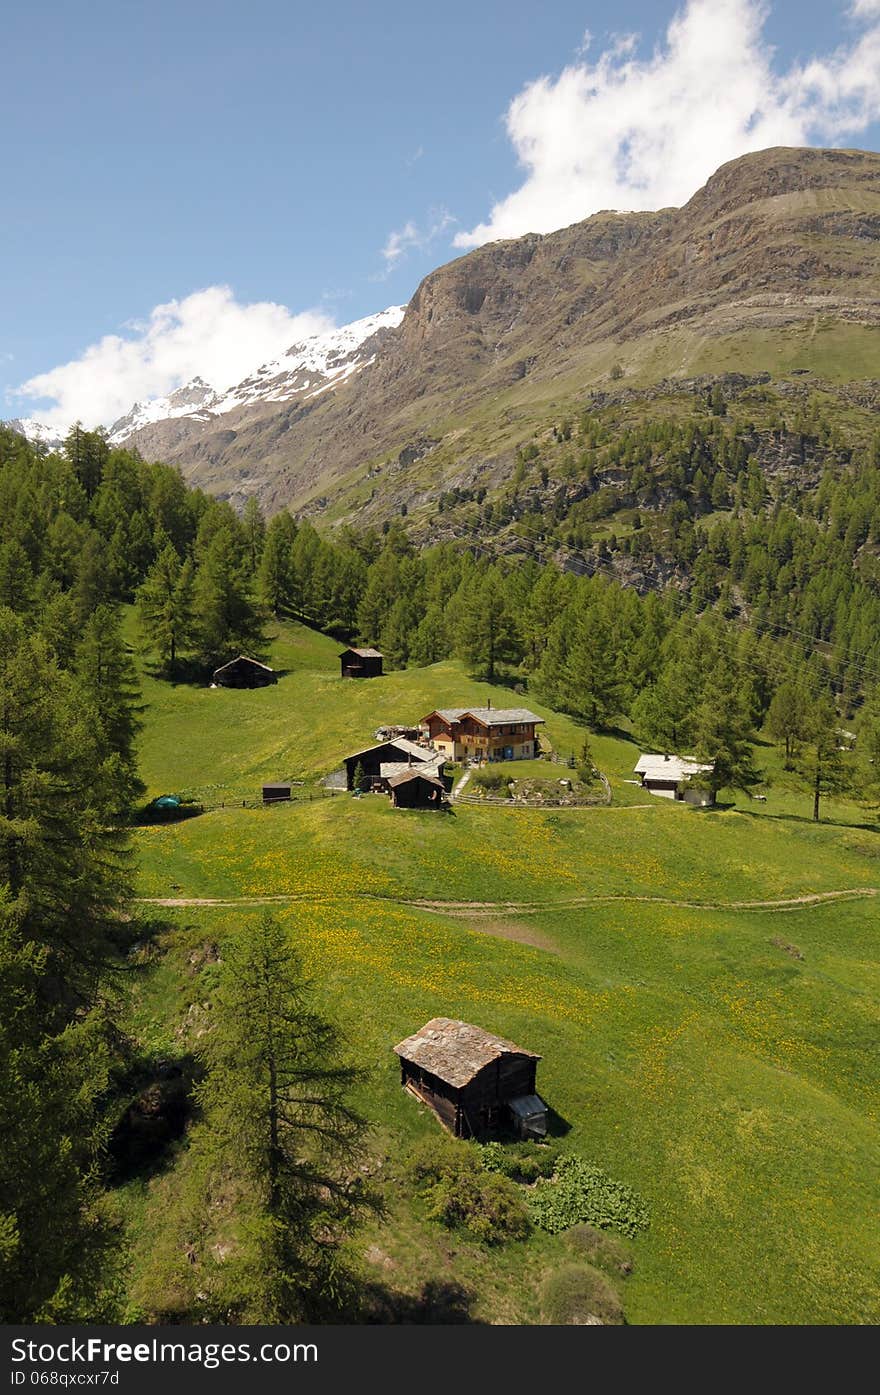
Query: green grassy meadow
123 617 880 1325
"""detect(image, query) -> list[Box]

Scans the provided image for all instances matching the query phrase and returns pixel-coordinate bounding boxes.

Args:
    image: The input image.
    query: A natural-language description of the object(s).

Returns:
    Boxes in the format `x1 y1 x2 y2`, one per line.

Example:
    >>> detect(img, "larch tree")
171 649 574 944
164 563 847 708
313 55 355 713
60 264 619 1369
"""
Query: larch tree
0 610 133 1320
137 543 197 670
258 512 297 617
242 497 267 575
75 603 144 811
767 678 811 767
193 528 266 665
805 695 848 822
691 663 762 801
454 569 519 683
141 915 373 1322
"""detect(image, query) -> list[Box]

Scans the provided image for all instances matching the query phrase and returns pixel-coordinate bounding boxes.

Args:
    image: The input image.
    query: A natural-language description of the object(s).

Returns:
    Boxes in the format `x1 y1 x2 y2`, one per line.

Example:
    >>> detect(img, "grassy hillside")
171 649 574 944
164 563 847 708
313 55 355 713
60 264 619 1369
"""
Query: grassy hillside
122 617 880 1325
133 616 644 803
122 148 880 525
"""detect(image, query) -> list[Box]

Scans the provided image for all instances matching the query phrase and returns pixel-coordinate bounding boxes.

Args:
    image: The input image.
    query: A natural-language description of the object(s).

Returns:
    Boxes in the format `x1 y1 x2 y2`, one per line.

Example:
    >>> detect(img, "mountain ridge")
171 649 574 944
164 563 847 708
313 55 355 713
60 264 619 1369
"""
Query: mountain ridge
15 146 880 518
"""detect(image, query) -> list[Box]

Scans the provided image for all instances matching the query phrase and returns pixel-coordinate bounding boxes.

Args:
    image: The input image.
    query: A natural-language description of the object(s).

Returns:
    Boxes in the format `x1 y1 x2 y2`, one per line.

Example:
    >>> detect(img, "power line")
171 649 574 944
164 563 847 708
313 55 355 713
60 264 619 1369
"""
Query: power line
443 489 880 691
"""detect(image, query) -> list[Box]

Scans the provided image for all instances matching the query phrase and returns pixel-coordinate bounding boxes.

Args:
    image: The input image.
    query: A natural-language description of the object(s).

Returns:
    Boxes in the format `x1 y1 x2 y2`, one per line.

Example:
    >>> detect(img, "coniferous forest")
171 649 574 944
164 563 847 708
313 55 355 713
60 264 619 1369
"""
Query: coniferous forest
2 407 880 1322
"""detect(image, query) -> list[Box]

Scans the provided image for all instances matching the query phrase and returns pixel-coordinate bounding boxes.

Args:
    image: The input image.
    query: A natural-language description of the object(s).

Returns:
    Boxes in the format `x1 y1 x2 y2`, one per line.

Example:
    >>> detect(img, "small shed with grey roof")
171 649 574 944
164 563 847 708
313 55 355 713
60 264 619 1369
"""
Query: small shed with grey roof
386 767 447 809
343 737 438 791
393 1017 547 1138
634 753 715 805
339 646 383 679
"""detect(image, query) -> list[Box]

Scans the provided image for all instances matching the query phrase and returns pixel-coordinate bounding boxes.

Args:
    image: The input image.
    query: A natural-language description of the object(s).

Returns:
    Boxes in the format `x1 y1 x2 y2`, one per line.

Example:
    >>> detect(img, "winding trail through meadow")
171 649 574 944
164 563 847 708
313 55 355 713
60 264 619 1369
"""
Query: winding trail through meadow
138 886 880 917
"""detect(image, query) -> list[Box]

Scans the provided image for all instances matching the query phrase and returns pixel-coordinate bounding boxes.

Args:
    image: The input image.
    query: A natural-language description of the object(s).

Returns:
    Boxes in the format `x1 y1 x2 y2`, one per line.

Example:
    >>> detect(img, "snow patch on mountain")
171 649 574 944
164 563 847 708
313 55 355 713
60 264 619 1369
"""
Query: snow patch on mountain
107 304 404 444
5 418 65 451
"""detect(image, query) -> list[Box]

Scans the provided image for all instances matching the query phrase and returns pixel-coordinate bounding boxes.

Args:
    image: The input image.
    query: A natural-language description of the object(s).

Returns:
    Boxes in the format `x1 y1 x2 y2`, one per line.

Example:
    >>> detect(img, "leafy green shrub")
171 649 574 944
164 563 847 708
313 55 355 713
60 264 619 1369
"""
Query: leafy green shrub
530 1157 649 1237
568 1224 634 1276
408 1137 530 1245
406 1135 458 1187
473 769 508 793
479 1140 558 1182
425 1169 530 1246
540 1264 623 1325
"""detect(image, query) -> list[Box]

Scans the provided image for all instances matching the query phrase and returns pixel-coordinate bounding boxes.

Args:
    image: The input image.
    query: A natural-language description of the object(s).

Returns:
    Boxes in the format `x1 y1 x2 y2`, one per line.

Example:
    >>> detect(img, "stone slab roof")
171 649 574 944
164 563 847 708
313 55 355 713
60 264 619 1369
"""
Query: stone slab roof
394 1017 540 1089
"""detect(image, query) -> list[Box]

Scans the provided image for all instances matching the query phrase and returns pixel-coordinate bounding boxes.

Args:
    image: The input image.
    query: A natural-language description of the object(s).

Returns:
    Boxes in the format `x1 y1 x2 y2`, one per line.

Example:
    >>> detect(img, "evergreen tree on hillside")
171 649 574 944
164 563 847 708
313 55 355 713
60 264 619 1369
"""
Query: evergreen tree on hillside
242 497 266 575
46 512 86 592
281 521 320 619
148 466 197 555
0 540 35 614
39 591 80 668
0 925 121 1322
767 678 812 767
0 611 134 1319
64 424 108 500
0 610 132 1004
455 569 520 682
691 664 762 801
71 532 108 623
410 603 450 667
804 695 848 822
631 670 692 753
258 512 297 616
135 916 372 1322
137 543 197 670
355 544 403 644
558 602 623 728
194 499 247 565
380 597 418 670
193 529 266 665
522 567 567 669
75 605 144 809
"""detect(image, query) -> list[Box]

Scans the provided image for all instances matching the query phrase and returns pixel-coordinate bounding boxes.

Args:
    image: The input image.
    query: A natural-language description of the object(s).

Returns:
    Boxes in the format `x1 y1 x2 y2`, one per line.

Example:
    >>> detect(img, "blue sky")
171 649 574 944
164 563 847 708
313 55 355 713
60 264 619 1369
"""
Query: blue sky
4 0 879 429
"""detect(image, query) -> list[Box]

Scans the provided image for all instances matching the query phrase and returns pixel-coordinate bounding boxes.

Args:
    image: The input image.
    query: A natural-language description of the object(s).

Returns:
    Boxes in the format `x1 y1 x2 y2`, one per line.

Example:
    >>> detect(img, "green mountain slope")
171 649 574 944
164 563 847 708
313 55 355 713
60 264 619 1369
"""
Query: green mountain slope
123 146 880 520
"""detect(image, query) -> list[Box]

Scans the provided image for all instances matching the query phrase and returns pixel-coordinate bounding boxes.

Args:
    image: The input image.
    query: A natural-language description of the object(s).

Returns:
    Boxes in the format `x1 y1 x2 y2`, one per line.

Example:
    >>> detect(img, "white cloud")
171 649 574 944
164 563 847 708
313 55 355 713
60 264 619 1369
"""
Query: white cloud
382 220 421 268
380 208 456 273
11 286 334 431
456 0 880 248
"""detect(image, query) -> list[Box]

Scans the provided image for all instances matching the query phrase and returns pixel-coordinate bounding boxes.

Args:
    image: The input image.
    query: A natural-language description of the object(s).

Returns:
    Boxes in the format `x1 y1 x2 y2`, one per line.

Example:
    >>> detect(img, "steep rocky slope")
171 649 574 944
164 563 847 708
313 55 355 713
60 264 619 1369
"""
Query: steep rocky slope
118 147 880 516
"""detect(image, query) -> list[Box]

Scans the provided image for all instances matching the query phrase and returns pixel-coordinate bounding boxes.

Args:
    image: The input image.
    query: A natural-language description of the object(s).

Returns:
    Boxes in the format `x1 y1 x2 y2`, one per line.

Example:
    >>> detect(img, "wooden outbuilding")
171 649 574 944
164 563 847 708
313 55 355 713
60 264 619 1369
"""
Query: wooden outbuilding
262 782 292 803
339 646 383 679
212 655 276 688
393 1017 547 1139
634 753 714 805
343 737 437 791
387 767 446 809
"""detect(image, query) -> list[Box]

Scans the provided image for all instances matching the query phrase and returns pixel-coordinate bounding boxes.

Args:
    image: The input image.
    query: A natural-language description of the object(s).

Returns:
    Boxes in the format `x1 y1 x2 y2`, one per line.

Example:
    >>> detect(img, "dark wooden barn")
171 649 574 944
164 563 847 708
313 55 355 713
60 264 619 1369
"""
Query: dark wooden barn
339 646 383 679
212 655 276 688
262 782 291 803
394 1017 547 1139
387 768 447 809
343 738 434 791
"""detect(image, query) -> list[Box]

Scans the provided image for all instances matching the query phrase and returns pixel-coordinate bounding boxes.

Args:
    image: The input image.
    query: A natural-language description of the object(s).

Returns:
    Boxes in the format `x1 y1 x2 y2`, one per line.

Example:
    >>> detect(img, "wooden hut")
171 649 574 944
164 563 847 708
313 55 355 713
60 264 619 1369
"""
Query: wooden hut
634 753 714 805
387 767 446 809
212 655 276 688
262 782 292 803
393 1017 547 1139
339 646 383 679
343 737 436 791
